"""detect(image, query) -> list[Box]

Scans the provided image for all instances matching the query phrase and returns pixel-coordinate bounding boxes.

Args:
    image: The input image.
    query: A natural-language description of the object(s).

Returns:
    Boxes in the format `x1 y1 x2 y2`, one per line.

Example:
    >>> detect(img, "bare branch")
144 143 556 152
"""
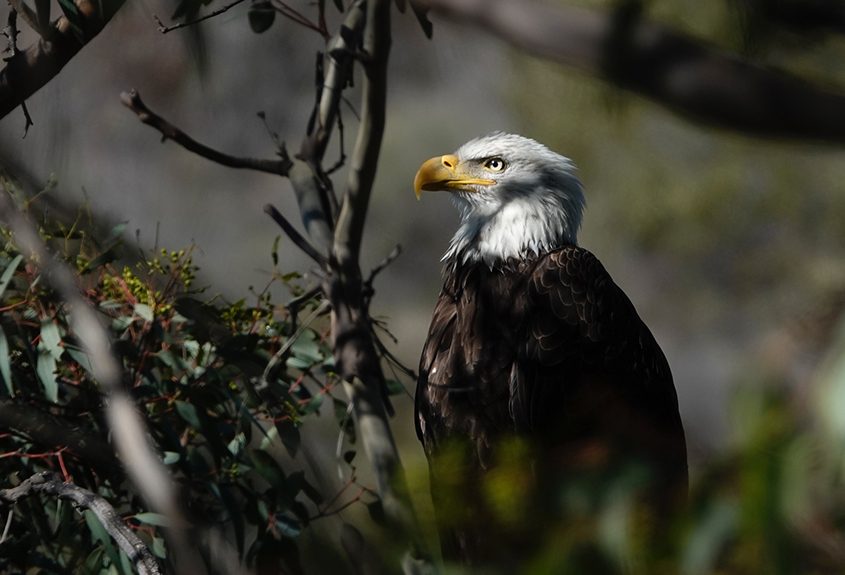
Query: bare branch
0 471 162 575
0 0 128 120
365 244 401 290
263 203 329 266
422 0 845 145
121 90 293 176
153 0 249 34
0 398 117 473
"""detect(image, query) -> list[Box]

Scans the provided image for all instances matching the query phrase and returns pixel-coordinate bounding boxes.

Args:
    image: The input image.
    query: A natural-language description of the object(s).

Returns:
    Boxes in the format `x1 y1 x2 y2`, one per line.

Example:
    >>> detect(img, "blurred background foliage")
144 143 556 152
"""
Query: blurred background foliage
2 0 845 572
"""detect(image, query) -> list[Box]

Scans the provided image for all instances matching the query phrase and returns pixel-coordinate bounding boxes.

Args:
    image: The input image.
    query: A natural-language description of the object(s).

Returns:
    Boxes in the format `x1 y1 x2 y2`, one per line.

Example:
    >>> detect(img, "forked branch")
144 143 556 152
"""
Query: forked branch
121 90 293 176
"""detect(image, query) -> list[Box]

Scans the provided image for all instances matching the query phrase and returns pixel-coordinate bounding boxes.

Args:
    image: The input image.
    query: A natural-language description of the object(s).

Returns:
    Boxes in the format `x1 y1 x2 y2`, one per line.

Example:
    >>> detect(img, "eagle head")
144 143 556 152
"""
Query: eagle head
413 132 585 267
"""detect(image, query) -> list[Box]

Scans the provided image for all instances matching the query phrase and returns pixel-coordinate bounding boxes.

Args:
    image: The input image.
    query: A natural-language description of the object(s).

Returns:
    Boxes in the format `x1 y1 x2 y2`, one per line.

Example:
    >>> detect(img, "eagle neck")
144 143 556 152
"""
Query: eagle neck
442 189 581 269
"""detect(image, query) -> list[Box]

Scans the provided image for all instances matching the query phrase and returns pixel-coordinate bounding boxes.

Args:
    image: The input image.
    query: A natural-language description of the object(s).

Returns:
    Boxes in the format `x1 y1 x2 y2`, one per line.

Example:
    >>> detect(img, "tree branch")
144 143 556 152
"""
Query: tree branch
322 1 431 570
0 0 128 120
332 0 389 263
422 0 845 145
263 203 329 266
0 398 117 473
121 90 293 176
286 1 367 253
0 471 162 575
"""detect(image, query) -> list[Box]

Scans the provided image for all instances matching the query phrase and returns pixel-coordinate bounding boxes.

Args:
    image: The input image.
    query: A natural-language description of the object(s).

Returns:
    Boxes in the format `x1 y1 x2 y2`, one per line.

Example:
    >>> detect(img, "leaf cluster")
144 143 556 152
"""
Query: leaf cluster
0 202 365 573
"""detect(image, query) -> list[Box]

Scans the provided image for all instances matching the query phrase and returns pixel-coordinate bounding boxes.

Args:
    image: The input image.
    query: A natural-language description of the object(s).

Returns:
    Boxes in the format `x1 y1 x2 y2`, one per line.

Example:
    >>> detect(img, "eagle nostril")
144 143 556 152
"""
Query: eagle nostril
442 156 455 169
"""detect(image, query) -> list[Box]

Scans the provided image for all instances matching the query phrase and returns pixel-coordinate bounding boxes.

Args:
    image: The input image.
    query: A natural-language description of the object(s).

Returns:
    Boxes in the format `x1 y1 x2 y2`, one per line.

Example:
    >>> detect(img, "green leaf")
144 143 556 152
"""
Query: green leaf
39 320 63 360
66 345 94 375
385 379 405 395
134 303 154 323
36 351 58 402
248 1 275 33
84 510 121 570
111 315 134 331
151 537 167 559
133 512 171 527
682 501 738 575
163 451 181 465
175 400 202 429
0 254 22 300
105 222 128 245
274 514 301 538
276 421 300 457
56 0 86 41
249 449 287 488
300 391 323 415
227 432 247 456
0 325 13 397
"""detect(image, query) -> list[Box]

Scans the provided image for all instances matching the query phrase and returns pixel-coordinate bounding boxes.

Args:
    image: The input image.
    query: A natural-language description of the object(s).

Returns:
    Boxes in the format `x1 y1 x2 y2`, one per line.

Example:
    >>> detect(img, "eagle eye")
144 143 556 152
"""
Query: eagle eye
482 157 506 173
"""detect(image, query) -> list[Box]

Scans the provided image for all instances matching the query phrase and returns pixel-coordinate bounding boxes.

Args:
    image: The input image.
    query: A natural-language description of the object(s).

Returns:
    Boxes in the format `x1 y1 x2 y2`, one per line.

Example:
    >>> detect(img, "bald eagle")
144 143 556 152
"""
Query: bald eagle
413 133 687 565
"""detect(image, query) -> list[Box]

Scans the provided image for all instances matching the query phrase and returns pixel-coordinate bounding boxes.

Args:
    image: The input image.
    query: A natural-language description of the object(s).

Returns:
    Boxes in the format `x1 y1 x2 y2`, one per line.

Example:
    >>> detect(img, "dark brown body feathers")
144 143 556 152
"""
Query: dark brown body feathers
416 246 687 564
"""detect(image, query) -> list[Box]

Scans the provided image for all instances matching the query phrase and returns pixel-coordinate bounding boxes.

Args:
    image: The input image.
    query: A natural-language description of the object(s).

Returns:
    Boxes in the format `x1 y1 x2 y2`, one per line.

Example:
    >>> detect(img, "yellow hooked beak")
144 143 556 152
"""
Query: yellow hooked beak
413 154 495 200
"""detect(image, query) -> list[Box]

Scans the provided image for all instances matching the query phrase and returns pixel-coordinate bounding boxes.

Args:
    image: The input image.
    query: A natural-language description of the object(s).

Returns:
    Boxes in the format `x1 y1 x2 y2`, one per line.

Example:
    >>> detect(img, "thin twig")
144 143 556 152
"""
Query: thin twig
121 90 293 176
0 509 12 544
335 401 354 479
153 0 249 34
271 0 328 38
261 299 330 386
0 472 162 575
263 204 328 266
365 244 401 288
285 284 323 331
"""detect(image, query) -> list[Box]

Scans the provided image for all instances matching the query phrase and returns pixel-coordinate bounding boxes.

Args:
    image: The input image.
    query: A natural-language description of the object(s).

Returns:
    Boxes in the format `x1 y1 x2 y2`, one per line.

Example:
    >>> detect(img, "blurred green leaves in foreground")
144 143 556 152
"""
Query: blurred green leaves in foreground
1 181 845 574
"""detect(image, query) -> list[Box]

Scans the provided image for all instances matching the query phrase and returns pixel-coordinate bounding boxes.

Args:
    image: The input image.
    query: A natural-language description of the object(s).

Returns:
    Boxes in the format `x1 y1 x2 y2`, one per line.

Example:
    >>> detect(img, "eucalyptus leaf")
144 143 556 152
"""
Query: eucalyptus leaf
39 320 63 360
175 400 202 429
163 451 181 465
66 345 94 375
0 325 13 396
274 514 302 538
0 254 22 300
36 351 58 402
133 512 171 527
134 303 154 323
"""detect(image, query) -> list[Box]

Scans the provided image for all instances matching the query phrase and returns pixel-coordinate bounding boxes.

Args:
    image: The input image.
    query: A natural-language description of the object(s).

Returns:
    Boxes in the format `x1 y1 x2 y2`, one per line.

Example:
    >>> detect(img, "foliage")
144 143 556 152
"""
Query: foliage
0 189 377 573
